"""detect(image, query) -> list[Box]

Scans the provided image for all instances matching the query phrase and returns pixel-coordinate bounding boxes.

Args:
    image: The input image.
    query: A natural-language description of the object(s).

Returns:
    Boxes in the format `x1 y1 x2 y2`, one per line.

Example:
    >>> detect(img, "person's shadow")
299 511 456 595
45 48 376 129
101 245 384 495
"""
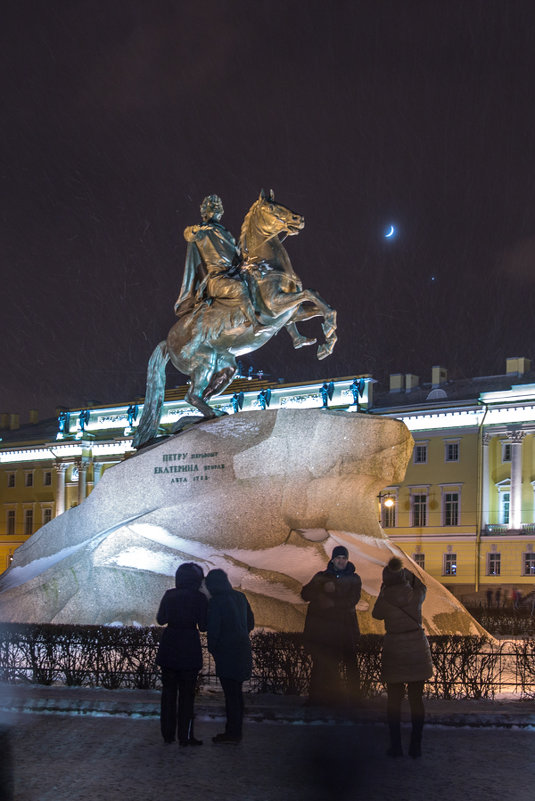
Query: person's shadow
282 724 382 801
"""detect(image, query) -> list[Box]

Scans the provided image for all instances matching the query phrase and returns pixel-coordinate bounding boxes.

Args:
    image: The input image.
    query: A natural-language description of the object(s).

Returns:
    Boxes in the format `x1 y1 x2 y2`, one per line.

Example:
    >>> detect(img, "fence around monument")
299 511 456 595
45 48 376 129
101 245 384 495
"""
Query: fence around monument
0 625 533 698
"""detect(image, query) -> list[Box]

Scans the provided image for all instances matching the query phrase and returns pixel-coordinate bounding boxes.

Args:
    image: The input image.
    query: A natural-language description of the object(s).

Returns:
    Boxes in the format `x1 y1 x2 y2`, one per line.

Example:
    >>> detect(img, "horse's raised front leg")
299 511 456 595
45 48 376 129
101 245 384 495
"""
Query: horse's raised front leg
292 289 337 359
268 287 336 335
257 282 338 359
284 321 317 349
317 330 338 360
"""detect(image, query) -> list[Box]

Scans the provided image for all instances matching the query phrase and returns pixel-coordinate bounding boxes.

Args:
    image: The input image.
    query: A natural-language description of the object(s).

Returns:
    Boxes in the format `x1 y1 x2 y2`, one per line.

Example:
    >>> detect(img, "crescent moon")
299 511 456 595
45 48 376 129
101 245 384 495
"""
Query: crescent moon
385 225 395 238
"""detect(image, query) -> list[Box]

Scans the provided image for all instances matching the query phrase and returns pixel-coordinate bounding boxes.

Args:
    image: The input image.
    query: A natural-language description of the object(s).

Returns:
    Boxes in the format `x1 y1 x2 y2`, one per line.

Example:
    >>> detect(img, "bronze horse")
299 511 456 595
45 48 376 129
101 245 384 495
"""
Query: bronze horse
133 191 337 447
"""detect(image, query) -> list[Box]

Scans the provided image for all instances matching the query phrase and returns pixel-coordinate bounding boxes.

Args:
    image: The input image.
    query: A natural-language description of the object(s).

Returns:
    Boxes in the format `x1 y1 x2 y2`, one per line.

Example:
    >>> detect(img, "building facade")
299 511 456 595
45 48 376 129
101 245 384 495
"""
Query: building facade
2 362 535 604
378 359 535 604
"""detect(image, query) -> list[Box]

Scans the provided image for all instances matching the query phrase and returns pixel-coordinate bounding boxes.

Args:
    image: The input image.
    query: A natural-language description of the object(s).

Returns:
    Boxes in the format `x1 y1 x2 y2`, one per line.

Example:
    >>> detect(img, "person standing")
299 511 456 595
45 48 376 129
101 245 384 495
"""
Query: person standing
155 562 208 746
372 557 433 759
204 569 255 744
301 545 362 705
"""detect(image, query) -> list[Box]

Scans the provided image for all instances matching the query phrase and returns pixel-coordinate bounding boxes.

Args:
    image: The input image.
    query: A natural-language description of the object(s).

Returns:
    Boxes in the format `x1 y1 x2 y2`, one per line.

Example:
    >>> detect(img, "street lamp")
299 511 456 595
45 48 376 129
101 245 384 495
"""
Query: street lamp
377 492 395 525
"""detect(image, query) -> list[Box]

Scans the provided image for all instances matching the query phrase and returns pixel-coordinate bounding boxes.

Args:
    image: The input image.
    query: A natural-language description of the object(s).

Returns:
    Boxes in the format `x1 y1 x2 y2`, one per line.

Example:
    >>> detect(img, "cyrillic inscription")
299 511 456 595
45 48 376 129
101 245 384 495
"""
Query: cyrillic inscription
153 451 226 485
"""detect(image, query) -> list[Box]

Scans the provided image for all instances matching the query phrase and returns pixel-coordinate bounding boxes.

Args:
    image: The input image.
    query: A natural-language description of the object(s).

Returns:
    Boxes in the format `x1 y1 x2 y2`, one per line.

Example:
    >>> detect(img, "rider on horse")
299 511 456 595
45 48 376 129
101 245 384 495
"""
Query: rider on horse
134 190 337 446
174 194 258 329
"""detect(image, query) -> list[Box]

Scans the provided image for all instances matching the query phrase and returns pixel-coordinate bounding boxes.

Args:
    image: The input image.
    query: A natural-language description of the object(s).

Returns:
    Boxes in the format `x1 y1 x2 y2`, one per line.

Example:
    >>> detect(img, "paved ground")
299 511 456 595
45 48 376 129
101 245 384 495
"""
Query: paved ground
1 685 534 801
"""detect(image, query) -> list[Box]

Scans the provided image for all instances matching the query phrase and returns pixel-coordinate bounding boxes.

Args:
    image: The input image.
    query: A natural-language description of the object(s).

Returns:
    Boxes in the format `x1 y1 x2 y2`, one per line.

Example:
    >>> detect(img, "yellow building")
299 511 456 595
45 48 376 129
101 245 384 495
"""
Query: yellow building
379 359 535 605
2 362 535 605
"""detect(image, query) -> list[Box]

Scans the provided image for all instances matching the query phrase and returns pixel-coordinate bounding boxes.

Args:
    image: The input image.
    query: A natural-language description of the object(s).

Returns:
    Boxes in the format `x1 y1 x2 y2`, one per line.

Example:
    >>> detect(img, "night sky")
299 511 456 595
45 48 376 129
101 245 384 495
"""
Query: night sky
2 0 535 420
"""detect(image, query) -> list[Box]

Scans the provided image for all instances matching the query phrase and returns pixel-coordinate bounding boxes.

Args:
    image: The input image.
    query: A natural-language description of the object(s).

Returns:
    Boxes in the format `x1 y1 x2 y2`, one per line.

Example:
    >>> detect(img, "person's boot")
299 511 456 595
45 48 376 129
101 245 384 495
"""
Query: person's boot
408 718 423 758
387 722 403 757
187 717 203 746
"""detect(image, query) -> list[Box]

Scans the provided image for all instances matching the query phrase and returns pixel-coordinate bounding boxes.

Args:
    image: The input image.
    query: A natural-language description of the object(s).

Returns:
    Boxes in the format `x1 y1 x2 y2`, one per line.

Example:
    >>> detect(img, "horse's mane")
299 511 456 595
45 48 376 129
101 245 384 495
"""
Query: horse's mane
239 199 260 258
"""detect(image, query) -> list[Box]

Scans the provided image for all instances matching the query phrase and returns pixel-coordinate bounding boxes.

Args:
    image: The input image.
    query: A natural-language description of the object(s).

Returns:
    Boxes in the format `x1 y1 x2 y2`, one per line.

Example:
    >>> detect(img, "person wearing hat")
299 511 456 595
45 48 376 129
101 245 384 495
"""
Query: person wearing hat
155 562 208 746
301 545 362 705
372 556 433 758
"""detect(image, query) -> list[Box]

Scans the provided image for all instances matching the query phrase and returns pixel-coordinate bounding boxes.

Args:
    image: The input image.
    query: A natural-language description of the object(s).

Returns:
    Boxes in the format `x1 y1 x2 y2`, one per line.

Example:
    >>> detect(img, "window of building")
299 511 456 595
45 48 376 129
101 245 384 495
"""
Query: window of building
381 497 396 528
43 508 52 525
7 472 15 488
43 471 52 487
499 491 510 526
24 509 33 536
487 553 501 576
413 444 428 464
523 553 535 576
443 553 457 576
24 472 33 488
502 442 512 462
443 492 459 526
413 553 425 569
7 510 15 535
444 441 460 462
412 494 427 526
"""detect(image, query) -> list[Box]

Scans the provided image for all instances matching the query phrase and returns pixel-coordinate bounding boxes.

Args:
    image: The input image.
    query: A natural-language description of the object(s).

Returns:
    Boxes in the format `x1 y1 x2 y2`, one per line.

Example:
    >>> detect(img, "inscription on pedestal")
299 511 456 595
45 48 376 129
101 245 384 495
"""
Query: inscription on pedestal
153 450 226 484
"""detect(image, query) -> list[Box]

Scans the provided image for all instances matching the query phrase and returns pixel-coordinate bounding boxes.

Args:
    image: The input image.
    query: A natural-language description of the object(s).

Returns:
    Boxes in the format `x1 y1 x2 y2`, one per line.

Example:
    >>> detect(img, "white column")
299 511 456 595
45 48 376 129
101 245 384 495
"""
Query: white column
93 462 103 485
510 431 525 530
482 434 490 529
76 459 87 505
54 463 67 517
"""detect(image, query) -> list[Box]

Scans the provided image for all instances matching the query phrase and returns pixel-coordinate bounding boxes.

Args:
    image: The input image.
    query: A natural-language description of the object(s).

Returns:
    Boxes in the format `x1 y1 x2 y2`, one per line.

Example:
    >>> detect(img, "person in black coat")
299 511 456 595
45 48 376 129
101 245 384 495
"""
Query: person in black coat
301 545 362 705
372 557 433 758
155 562 208 746
204 569 254 744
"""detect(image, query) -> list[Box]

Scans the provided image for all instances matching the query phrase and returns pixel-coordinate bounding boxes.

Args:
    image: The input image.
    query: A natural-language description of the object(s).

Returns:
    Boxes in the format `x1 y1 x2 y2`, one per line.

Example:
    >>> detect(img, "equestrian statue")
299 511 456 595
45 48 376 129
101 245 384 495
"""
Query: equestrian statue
133 190 337 448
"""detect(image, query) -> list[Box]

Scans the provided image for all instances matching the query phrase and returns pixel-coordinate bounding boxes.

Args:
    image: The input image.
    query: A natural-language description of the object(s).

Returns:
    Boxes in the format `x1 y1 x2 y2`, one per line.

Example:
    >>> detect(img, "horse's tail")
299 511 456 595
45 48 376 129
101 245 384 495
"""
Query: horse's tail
133 341 170 448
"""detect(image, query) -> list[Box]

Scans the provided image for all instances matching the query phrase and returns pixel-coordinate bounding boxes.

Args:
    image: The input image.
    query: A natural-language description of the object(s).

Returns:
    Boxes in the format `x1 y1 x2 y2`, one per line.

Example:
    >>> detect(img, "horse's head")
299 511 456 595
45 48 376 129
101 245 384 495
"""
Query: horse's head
257 188 305 237
240 190 305 258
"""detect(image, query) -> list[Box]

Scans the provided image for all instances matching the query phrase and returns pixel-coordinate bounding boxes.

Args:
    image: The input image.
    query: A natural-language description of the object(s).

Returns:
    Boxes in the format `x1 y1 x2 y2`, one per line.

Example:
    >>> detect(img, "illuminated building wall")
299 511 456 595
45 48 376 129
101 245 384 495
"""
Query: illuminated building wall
379 363 535 602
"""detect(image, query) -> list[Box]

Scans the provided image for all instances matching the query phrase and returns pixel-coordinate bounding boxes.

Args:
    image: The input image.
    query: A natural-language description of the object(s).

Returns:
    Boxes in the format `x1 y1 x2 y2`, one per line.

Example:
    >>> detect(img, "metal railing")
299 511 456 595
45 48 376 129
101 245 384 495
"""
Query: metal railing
0 627 533 699
484 523 535 535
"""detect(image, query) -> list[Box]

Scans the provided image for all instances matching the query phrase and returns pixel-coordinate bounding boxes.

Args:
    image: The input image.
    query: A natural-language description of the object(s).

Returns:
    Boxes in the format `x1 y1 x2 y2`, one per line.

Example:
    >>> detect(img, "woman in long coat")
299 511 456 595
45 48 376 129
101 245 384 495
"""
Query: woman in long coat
372 557 433 758
155 562 207 746
204 569 254 743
